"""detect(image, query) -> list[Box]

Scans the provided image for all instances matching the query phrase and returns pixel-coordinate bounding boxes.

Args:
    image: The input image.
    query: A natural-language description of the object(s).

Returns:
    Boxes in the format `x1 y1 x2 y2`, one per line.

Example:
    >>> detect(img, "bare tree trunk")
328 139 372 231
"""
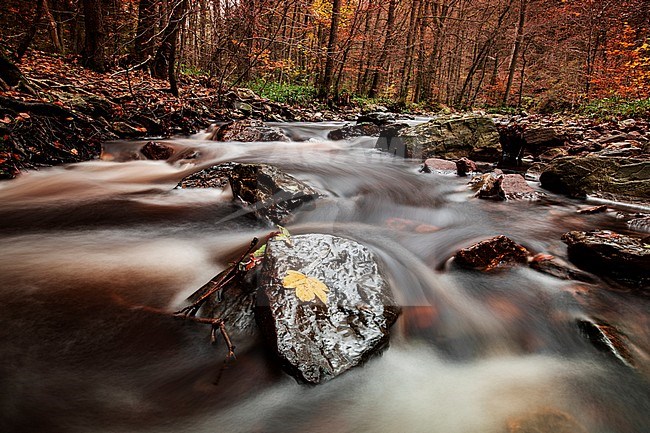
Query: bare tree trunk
82 0 107 72
134 0 157 64
503 0 527 105
43 0 63 53
369 0 397 98
153 0 187 95
16 0 46 61
318 0 341 99
398 0 422 104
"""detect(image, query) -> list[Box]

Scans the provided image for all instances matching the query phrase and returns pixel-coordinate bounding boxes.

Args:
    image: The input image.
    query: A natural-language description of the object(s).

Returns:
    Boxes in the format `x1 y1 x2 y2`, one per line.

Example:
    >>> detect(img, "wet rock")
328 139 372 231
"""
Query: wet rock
576 205 608 215
524 162 546 181
627 215 650 233
177 164 231 189
539 156 650 200
327 123 381 140
455 157 478 176
257 234 400 384
140 141 174 160
391 114 501 161
576 319 634 366
356 111 399 125
454 235 530 271
538 147 568 162
208 119 290 142
562 230 650 287
468 170 503 190
529 254 597 283
228 163 321 225
374 123 411 155
498 174 542 200
523 125 567 148
477 174 542 201
200 272 259 338
112 121 144 138
506 408 587 433
475 173 503 198
167 147 199 164
420 158 457 174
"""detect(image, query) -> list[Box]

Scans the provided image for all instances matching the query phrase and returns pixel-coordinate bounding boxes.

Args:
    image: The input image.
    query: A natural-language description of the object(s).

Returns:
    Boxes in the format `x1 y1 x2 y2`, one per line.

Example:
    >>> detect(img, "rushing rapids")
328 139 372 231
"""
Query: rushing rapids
0 121 648 433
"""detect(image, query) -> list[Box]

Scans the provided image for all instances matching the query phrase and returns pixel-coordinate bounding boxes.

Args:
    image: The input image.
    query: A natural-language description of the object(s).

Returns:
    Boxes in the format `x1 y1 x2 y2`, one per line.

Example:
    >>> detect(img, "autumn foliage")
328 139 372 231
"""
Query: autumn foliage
0 0 648 108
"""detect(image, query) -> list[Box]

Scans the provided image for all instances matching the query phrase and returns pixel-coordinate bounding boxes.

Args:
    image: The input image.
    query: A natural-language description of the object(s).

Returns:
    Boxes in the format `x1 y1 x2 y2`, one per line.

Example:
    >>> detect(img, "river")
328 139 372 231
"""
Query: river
0 121 648 433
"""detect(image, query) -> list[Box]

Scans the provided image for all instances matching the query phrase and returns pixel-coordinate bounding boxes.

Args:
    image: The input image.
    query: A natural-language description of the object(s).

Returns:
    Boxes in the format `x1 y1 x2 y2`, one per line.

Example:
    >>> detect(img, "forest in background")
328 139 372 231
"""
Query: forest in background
1 0 649 112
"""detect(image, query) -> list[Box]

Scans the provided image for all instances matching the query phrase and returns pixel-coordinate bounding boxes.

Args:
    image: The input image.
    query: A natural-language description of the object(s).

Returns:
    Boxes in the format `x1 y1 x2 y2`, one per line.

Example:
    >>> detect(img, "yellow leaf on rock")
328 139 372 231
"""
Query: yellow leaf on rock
282 270 329 303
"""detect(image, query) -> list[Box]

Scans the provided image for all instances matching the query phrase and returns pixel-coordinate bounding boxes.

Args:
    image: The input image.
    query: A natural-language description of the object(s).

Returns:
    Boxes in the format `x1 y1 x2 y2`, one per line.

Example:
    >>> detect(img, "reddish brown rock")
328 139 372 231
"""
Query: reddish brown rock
140 141 174 160
476 173 542 201
499 174 542 200
456 157 478 176
468 170 503 190
421 158 457 174
454 235 530 271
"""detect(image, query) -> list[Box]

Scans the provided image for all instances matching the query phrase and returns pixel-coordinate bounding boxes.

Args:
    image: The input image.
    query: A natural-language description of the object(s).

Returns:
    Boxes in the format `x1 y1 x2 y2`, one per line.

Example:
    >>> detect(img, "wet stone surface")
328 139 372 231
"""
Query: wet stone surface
208 119 290 142
179 163 321 225
140 141 174 160
562 230 650 289
256 234 400 384
228 163 321 225
327 123 381 140
454 235 530 271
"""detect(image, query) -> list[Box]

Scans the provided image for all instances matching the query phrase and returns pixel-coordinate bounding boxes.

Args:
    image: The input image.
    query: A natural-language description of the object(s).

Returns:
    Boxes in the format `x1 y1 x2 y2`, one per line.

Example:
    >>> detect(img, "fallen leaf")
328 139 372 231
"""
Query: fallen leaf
282 270 329 303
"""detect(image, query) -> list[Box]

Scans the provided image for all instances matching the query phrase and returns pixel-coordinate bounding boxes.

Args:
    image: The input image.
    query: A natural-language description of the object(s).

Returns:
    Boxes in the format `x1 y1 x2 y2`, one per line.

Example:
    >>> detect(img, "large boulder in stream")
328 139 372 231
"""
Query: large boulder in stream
384 114 501 161
256 234 400 384
539 156 650 201
562 230 650 288
208 119 290 142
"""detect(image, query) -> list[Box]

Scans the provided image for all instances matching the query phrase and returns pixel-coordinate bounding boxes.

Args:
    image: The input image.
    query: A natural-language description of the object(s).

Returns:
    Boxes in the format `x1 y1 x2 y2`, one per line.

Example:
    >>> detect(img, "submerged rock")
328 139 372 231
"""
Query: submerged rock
529 253 597 283
506 408 587 433
208 119 290 142
256 234 400 384
562 230 650 288
392 114 501 161
576 318 634 366
140 141 174 160
539 156 650 200
327 123 381 140
454 235 530 271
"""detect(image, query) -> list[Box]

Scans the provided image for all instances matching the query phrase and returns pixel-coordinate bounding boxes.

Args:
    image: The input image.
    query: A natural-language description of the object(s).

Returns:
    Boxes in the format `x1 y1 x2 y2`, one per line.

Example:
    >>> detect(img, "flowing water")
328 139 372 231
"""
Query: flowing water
0 122 648 433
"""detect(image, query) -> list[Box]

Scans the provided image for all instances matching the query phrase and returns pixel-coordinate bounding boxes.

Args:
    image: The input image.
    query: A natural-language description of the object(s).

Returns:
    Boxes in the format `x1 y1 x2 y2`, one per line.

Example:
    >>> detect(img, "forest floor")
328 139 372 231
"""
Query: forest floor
0 51 361 178
0 50 648 180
